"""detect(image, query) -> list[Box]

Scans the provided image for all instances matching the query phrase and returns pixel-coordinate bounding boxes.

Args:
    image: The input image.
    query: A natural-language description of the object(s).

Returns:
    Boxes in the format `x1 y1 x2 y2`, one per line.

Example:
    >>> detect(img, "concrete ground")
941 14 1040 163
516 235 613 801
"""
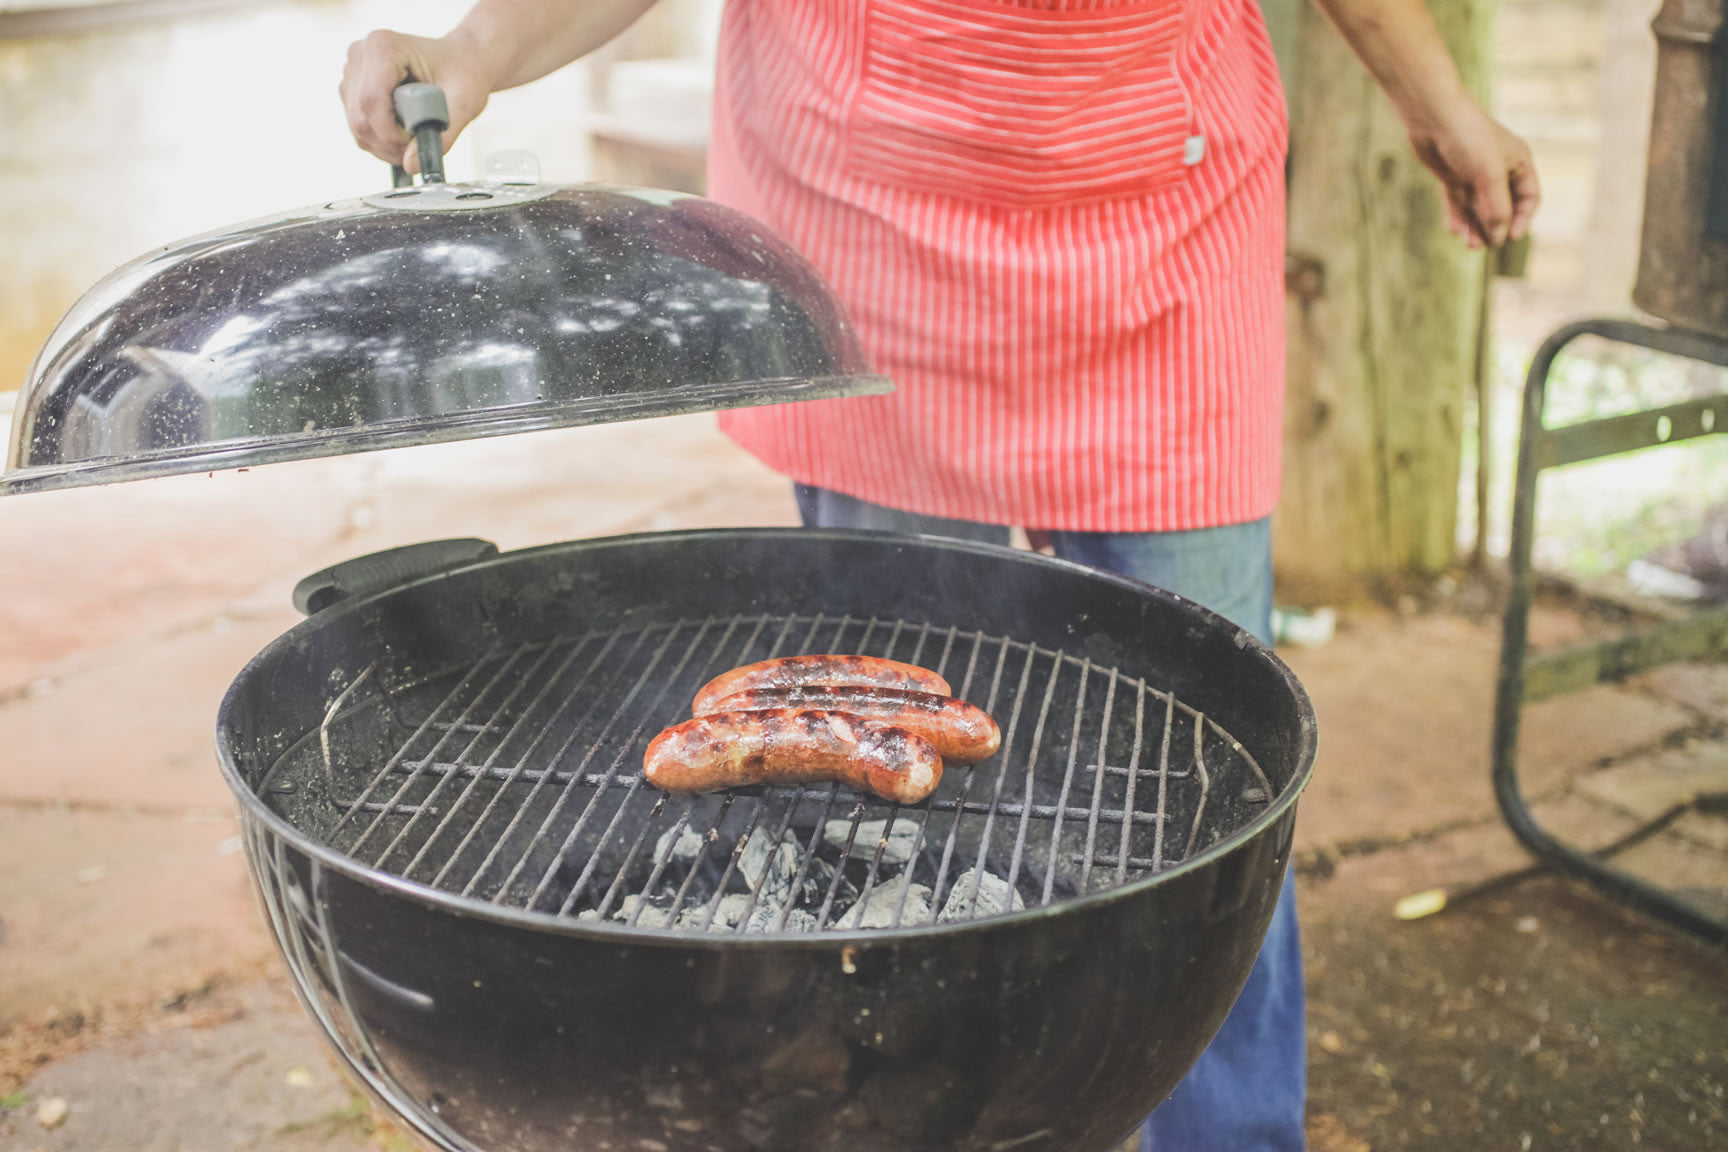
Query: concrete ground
0 414 1723 1152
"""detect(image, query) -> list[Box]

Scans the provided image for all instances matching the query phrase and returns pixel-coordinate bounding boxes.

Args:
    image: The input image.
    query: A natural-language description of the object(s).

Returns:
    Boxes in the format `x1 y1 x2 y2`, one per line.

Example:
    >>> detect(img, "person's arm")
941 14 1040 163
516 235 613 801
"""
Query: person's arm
1309 0 1539 249
341 0 659 172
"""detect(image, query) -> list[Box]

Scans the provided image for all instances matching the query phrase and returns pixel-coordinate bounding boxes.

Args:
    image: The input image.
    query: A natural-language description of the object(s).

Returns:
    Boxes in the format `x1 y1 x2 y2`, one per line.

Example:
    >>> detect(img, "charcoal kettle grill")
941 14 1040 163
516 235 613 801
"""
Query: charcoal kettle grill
4 86 1319 1150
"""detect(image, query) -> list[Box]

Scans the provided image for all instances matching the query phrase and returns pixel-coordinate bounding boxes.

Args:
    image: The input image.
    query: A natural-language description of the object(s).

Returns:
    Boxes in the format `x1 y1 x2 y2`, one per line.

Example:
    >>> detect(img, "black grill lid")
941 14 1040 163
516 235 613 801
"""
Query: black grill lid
2 179 889 496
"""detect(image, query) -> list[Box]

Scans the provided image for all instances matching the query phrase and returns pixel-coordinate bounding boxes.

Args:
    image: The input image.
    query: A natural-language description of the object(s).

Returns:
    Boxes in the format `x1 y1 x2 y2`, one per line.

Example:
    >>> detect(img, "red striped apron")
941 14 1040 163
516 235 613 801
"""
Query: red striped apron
706 0 1288 533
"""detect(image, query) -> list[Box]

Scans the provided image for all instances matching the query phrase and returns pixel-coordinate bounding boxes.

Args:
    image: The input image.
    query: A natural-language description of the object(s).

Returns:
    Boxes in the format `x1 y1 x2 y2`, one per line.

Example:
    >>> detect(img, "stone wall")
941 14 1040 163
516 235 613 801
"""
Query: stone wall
1495 0 1660 336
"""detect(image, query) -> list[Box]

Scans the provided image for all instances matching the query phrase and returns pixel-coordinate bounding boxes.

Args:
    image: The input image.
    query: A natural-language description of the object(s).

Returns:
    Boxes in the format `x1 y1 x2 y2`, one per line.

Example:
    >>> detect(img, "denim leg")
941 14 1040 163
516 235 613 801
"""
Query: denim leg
1044 520 1275 646
1045 521 1304 1152
794 483 1013 546
1134 866 1305 1152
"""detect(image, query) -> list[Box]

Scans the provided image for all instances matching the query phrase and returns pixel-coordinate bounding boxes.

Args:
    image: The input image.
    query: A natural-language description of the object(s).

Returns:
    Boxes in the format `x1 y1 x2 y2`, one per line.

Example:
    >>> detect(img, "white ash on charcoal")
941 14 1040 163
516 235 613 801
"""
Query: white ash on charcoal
837 881 934 929
736 829 806 900
823 818 919 865
604 895 667 927
937 868 1026 922
745 904 820 933
579 892 755 931
653 823 707 863
676 892 755 932
799 855 853 912
613 894 673 927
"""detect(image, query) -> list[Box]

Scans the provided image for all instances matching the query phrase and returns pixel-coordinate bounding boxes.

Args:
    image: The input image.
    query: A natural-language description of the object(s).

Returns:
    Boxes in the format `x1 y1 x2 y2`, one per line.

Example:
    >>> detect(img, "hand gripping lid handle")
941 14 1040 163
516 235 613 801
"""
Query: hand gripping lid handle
389 81 449 187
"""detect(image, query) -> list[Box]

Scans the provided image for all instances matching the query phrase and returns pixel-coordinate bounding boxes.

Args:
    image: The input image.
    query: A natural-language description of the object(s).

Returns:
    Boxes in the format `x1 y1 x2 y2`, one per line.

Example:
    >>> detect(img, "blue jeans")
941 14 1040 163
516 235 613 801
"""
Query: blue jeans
795 484 1306 1152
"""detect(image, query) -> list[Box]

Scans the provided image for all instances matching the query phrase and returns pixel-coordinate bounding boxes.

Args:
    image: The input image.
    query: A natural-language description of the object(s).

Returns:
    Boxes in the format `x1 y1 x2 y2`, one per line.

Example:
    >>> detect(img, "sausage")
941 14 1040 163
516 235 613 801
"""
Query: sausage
643 709 943 805
691 655 952 716
703 686 1000 764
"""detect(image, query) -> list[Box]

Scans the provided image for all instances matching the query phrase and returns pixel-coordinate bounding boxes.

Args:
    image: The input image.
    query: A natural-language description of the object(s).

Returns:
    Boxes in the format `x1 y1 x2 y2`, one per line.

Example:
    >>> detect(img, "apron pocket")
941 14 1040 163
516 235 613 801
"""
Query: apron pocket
847 0 1197 207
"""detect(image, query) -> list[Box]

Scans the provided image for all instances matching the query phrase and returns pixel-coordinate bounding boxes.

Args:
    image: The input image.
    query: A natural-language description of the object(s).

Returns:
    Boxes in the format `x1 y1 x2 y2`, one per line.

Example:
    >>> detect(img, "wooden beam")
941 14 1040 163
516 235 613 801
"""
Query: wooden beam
1275 0 1496 591
1523 605 1728 702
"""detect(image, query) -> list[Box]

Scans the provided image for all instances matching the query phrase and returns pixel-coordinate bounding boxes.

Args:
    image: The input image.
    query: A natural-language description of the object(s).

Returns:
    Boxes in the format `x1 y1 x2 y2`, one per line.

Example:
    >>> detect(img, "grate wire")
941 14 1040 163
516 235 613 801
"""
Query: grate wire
262 612 1276 934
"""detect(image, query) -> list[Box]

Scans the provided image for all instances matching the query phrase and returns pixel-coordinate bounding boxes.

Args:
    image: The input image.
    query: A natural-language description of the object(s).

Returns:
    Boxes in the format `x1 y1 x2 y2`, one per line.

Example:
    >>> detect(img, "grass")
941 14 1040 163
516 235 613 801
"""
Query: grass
268 1092 419 1150
0 1090 27 1110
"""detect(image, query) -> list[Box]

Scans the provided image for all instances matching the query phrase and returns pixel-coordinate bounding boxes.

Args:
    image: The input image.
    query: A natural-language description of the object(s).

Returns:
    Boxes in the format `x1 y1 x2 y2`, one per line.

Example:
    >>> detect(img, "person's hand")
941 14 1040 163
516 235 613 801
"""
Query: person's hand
340 29 494 173
1405 97 1540 250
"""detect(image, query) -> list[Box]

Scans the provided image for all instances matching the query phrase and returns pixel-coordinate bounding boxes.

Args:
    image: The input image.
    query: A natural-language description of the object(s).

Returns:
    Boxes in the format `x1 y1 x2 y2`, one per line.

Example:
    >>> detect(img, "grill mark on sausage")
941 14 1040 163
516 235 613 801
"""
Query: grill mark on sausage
702 685 1001 764
643 708 943 805
691 655 952 716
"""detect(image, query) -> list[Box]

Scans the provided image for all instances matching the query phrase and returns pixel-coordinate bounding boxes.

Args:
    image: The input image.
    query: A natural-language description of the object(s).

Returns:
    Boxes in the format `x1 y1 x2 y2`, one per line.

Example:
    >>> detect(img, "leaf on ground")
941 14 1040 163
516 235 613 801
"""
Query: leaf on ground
37 1096 69 1129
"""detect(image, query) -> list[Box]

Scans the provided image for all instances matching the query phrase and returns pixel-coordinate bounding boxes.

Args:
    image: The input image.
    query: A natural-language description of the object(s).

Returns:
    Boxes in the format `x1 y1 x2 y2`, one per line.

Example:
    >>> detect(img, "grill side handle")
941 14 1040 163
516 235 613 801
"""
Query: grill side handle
293 538 499 615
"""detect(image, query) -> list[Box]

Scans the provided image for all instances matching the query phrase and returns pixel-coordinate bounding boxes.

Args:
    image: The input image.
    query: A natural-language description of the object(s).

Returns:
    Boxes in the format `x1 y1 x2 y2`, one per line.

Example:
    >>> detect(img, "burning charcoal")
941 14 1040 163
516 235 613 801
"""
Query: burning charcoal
937 869 1026 922
736 829 802 898
799 856 839 906
615 894 675 927
838 881 933 929
823 818 918 865
815 864 859 916
745 904 819 933
716 891 754 927
654 823 707 863
676 892 753 932
892 883 935 927
672 902 711 932
745 899 784 933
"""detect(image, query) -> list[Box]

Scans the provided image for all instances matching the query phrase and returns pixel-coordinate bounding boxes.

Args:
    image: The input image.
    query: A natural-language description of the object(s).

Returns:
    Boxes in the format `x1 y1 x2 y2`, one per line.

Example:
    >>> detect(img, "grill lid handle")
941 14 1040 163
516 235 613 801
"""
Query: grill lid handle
293 538 498 615
389 81 449 188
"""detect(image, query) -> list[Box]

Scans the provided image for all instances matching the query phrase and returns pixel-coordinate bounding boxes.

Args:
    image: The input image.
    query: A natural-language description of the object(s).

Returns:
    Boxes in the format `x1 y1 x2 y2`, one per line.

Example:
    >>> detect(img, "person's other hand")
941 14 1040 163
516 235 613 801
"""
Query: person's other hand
1407 98 1540 250
340 29 492 173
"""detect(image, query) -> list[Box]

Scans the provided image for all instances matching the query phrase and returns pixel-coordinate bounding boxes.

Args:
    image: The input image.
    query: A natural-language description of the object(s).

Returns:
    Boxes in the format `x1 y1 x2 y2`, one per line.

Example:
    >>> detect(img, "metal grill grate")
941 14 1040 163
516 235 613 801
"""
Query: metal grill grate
255 613 1273 934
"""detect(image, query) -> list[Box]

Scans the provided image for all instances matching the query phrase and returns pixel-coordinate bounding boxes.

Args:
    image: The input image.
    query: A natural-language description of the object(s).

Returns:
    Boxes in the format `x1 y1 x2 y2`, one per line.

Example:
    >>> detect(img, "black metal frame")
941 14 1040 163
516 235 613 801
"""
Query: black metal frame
1493 317 1728 948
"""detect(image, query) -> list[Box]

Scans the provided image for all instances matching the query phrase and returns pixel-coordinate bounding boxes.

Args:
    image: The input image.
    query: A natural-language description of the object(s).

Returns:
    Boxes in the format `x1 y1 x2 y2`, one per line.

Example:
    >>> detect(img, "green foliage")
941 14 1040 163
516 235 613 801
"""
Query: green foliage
1480 337 1728 580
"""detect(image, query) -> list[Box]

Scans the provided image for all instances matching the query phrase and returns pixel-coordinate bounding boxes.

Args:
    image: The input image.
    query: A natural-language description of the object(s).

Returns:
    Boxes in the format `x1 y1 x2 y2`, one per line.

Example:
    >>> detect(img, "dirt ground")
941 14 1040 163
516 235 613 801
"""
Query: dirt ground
0 414 1724 1152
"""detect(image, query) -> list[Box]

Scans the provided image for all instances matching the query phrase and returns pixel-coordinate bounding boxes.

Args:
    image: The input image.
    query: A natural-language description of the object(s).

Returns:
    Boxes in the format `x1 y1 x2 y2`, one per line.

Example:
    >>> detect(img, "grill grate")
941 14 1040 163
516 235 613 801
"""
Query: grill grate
256 613 1273 934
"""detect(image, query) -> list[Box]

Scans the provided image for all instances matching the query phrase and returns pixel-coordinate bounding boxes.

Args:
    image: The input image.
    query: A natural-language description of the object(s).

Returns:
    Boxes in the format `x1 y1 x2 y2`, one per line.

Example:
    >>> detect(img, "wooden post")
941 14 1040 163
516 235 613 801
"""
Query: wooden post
1274 0 1495 596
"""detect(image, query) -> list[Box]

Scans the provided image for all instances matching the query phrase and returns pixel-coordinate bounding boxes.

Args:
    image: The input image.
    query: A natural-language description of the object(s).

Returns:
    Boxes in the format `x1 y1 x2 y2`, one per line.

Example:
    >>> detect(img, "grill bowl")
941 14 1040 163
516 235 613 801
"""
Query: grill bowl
218 528 1316 1152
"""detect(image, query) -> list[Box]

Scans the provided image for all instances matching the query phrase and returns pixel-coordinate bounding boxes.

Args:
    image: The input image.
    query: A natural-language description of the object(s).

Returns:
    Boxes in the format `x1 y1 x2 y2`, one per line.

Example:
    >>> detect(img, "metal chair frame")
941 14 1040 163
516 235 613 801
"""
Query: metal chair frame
1493 317 1728 948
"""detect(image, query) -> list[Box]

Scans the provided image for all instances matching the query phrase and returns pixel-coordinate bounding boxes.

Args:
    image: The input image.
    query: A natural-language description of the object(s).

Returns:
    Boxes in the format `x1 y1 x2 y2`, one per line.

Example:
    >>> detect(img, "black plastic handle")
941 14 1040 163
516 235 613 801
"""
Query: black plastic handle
390 81 449 186
293 538 498 615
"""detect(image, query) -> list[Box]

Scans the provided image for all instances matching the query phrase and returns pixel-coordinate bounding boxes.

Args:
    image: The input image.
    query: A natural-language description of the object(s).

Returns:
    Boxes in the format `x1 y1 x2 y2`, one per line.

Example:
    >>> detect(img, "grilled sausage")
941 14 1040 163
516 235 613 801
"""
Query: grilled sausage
692 655 952 716
643 709 943 805
703 685 1000 764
